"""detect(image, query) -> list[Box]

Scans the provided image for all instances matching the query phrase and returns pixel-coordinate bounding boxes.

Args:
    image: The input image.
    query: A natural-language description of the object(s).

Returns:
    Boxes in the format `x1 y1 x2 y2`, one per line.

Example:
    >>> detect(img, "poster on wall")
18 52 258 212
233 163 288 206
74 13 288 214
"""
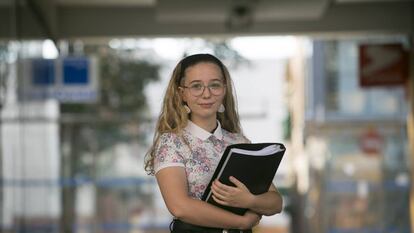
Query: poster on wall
359 43 408 87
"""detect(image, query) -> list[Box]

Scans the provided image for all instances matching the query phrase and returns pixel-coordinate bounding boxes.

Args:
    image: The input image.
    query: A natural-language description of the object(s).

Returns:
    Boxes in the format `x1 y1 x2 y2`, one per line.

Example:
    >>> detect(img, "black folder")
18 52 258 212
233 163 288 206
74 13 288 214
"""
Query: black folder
201 143 286 215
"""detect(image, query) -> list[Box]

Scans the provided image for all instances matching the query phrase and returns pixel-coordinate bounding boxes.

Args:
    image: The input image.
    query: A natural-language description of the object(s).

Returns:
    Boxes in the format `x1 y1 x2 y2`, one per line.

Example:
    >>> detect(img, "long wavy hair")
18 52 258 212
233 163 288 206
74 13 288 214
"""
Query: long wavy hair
144 54 242 175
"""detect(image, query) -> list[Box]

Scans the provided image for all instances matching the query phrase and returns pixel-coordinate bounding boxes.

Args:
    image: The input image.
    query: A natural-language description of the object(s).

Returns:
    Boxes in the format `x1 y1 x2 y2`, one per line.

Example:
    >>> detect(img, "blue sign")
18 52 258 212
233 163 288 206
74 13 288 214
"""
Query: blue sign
63 57 89 84
22 57 98 103
32 59 55 85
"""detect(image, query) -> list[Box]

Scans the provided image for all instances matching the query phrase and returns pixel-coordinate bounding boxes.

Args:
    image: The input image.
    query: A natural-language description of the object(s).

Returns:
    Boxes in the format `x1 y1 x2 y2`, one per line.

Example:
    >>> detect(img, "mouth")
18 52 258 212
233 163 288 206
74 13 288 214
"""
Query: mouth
199 103 215 108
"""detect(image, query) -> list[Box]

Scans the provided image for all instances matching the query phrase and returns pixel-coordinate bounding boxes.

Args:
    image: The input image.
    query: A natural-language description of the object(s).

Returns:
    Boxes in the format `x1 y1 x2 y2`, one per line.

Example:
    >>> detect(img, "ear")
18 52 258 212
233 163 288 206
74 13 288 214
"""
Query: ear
178 87 187 102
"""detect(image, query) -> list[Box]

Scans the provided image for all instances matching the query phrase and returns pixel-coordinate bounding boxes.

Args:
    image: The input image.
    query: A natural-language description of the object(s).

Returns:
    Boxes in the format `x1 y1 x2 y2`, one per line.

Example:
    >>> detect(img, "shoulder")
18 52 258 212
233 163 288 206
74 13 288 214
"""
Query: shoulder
158 132 185 148
158 132 185 147
159 132 178 142
222 129 251 144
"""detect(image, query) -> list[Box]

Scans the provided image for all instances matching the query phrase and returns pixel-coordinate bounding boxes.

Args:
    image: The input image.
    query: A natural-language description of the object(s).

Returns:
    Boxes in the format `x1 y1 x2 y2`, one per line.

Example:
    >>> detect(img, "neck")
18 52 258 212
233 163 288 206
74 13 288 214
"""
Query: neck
191 117 217 133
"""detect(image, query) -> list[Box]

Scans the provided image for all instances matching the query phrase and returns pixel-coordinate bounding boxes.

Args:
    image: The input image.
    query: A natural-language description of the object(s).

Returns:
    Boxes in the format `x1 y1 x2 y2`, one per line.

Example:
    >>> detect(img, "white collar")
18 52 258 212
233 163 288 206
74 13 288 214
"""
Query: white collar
185 120 223 141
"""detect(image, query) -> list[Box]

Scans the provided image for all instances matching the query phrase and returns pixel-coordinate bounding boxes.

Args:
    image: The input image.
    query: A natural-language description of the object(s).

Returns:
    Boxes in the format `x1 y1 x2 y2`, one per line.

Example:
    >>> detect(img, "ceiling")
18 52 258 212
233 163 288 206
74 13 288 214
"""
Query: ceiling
0 0 412 40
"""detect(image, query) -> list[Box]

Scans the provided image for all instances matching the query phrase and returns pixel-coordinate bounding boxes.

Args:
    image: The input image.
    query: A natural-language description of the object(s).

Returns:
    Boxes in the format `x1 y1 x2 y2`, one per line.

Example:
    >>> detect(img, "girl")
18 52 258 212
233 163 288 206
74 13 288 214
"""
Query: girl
145 54 283 233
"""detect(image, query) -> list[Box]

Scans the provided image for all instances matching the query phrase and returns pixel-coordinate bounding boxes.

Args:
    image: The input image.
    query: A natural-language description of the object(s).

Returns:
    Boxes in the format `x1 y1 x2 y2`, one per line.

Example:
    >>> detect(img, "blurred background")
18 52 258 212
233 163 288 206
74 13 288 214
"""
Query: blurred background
0 0 413 233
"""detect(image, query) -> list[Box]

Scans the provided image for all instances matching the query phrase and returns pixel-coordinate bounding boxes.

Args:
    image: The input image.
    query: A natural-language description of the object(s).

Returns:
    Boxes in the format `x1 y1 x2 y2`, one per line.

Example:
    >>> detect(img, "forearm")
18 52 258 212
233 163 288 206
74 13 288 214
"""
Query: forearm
156 168 256 229
248 191 283 216
172 198 247 229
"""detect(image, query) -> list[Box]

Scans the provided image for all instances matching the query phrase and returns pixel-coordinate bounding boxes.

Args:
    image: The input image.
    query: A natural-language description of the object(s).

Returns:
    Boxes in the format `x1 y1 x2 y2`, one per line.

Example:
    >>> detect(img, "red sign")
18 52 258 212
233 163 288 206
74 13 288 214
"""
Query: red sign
359 43 409 87
359 128 383 155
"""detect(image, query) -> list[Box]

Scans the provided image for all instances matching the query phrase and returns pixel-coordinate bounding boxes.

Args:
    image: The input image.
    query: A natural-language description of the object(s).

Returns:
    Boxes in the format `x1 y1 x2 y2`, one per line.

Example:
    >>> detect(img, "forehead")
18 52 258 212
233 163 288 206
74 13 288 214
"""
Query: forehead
183 62 223 83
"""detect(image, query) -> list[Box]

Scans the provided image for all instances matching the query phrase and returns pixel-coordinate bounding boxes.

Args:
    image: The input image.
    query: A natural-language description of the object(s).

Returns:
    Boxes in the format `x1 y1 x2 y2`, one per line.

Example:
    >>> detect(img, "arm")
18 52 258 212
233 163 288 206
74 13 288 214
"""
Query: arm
156 167 261 229
248 184 283 215
212 176 283 216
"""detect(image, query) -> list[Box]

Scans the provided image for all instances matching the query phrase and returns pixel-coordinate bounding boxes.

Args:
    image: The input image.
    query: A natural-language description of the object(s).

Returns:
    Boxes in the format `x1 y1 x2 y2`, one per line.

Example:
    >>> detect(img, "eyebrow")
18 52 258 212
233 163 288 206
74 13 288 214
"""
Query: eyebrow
188 78 223 84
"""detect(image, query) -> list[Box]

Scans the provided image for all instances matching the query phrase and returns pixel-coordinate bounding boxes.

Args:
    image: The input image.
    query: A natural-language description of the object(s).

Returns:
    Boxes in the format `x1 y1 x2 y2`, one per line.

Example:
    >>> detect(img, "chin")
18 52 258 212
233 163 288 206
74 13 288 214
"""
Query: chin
193 110 218 119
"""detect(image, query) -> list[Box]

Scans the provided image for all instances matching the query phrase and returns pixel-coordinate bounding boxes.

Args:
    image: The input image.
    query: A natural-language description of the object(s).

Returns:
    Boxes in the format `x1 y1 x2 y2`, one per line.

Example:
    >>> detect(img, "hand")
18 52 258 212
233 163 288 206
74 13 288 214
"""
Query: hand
211 176 255 209
241 210 262 229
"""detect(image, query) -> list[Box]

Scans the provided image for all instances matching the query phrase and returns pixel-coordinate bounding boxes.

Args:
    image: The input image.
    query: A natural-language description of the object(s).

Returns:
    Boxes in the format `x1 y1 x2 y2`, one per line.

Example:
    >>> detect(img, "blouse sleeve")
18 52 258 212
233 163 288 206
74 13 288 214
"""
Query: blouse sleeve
153 133 185 174
241 135 251 143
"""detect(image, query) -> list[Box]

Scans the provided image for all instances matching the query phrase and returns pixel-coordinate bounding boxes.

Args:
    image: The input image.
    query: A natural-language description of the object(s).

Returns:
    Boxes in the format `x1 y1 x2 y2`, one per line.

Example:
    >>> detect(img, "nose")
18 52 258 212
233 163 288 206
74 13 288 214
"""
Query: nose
201 85 212 98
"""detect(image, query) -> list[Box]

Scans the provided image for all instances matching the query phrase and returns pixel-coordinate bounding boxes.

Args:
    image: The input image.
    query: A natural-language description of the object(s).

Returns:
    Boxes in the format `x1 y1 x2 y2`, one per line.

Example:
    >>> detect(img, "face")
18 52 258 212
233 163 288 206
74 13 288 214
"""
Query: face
180 62 226 123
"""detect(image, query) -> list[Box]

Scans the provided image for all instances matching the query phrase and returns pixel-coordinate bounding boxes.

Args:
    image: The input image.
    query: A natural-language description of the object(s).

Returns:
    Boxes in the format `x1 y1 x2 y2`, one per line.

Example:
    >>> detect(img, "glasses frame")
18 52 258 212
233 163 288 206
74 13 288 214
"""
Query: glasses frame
181 82 226 97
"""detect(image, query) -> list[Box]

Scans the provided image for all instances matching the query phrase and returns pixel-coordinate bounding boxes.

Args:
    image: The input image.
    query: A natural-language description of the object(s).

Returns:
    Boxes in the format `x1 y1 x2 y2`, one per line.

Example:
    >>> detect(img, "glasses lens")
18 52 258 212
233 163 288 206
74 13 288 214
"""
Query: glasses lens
208 82 224 95
188 81 225 96
189 83 204 96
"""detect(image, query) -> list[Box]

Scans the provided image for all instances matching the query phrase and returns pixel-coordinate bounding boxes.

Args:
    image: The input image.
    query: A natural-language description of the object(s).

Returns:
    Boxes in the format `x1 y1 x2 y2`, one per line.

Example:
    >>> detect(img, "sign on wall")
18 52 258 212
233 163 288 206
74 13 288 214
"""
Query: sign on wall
359 43 409 87
20 57 99 103
359 127 384 155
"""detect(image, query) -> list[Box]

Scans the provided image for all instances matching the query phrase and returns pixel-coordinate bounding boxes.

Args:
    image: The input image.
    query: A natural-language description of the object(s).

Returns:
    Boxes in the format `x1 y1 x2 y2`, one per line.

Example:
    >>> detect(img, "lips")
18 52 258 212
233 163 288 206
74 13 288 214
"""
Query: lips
199 103 214 108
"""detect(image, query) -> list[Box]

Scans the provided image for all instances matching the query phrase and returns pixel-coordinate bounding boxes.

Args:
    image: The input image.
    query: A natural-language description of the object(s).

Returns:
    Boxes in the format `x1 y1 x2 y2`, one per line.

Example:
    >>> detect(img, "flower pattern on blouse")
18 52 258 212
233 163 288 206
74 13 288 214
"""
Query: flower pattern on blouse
154 121 249 199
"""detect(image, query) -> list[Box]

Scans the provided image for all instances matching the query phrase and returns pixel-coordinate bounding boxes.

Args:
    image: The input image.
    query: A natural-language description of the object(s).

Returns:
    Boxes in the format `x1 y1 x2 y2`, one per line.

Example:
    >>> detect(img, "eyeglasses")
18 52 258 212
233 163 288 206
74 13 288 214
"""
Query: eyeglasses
181 81 226 97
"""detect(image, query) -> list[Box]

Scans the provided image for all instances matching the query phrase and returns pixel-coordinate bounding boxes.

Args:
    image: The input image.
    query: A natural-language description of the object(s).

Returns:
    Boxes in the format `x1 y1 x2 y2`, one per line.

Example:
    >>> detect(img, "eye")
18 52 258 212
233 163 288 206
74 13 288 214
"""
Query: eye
190 83 203 90
209 82 223 89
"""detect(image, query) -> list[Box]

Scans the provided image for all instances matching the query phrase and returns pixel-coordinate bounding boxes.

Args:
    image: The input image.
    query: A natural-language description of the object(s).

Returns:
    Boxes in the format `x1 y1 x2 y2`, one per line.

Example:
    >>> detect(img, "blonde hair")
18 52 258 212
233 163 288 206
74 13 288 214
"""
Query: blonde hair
144 54 242 175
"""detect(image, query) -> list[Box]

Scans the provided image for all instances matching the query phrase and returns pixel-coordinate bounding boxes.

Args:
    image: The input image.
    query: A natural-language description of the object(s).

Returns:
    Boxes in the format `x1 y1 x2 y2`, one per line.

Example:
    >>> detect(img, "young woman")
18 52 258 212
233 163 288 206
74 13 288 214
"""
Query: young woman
145 54 283 233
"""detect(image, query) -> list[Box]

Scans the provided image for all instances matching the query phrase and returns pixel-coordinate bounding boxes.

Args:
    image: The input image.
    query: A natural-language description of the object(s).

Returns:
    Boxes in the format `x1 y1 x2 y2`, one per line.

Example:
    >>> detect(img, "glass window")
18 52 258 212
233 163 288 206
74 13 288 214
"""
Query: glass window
321 128 410 233
310 37 409 122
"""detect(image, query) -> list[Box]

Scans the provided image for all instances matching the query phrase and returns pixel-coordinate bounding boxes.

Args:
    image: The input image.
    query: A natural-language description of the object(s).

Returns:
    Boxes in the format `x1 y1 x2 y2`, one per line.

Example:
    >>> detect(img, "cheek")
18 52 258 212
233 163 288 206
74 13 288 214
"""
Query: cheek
218 94 226 103
184 94 197 105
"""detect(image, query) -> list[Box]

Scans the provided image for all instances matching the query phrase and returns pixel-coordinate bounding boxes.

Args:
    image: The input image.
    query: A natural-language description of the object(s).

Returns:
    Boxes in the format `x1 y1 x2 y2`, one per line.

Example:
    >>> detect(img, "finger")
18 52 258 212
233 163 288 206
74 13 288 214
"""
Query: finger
212 194 229 206
229 176 246 188
216 180 241 197
213 189 228 201
212 188 228 201
214 179 232 192
212 182 229 196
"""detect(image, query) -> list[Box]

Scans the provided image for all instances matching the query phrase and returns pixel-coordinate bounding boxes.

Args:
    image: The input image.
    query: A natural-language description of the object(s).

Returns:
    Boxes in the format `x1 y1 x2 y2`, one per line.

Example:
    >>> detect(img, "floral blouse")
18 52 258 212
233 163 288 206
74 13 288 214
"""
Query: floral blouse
154 120 249 199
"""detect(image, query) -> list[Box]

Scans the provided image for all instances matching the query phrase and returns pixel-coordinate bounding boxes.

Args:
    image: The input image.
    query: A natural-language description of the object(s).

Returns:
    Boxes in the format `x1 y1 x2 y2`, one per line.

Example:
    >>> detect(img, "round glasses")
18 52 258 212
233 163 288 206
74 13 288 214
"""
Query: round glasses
181 81 225 97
